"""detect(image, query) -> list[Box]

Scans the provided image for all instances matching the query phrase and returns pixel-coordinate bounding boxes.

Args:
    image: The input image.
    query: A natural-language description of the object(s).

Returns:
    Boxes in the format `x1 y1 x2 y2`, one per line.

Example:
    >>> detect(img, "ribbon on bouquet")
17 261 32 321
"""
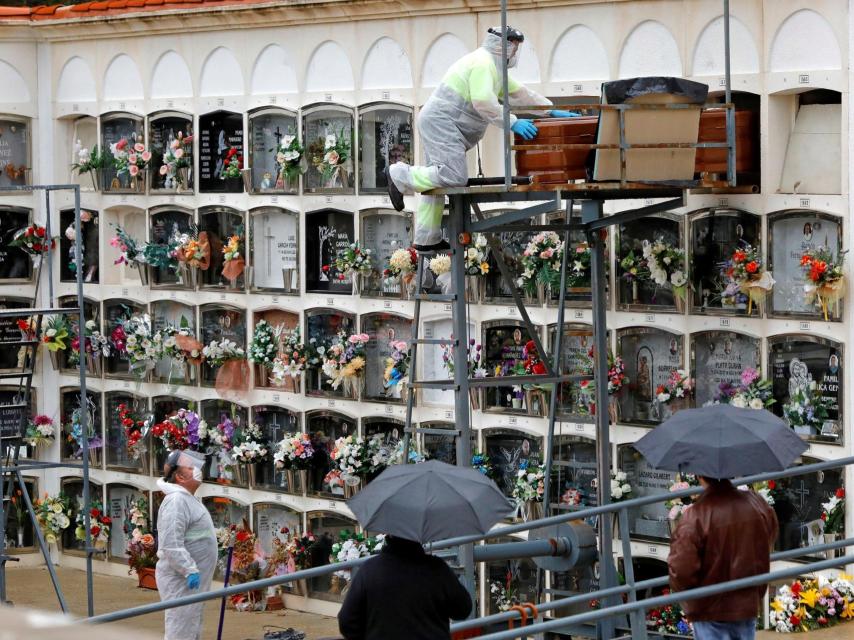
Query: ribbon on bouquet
805 277 845 322
740 271 775 316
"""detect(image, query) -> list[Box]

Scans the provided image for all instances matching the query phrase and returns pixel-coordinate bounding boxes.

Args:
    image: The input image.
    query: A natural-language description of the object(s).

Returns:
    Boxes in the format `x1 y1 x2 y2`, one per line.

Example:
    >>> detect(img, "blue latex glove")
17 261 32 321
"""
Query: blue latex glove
549 109 580 118
511 119 538 140
186 573 201 590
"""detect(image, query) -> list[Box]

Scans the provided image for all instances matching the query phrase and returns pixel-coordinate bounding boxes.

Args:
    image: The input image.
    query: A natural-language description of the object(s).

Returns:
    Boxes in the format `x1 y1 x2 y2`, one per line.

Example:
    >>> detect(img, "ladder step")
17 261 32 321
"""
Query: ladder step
413 338 458 346
405 427 462 436
407 379 459 390
0 372 33 380
0 307 79 319
414 294 457 302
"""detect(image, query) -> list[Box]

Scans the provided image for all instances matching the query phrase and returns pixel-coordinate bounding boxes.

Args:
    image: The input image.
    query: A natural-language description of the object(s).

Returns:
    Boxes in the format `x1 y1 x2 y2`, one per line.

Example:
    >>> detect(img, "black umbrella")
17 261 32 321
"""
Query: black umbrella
346 460 515 543
634 404 807 478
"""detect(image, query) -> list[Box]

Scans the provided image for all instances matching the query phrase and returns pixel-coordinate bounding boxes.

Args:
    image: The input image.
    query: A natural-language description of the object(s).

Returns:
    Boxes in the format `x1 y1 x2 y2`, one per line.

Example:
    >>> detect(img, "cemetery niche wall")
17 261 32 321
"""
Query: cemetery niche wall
198 110 244 193
305 410 355 496
691 330 761 407
250 208 299 293
688 208 761 314
247 108 299 194
617 327 685 425
483 428 542 499
768 211 843 320
768 334 842 443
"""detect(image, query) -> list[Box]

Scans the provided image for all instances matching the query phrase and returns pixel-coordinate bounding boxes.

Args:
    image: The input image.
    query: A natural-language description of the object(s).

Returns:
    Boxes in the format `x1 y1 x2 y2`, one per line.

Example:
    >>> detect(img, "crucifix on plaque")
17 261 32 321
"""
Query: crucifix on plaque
273 126 283 147
262 214 276 283
792 480 810 516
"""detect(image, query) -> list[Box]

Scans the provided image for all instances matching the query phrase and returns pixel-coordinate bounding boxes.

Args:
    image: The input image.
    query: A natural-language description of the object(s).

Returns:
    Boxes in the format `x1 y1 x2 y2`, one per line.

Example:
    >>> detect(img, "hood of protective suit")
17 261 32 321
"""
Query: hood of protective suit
481 30 521 68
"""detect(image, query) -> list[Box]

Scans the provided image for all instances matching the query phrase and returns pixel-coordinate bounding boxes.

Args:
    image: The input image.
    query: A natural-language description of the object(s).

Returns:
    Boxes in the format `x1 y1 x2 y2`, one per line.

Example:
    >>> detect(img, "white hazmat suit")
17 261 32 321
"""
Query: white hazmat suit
389 29 553 247
155 471 217 640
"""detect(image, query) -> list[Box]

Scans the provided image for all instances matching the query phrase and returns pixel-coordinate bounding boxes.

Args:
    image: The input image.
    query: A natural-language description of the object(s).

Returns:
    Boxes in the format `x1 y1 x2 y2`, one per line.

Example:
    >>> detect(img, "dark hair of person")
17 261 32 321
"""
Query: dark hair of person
700 476 733 488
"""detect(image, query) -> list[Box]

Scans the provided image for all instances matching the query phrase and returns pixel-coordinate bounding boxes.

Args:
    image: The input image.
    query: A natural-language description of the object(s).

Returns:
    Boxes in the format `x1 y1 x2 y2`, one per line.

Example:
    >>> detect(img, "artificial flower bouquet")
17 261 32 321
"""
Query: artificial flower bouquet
71 141 107 189
610 470 633 501
383 339 410 398
118 402 150 462
822 488 845 536
783 381 834 437
151 408 208 453
329 435 382 490
642 238 688 306
713 367 774 410
665 474 700 528
74 499 112 550
442 338 489 409
25 414 55 448
175 231 210 286
41 315 71 366
68 319 110 372
202 338 246 368
655 369 694 414
491 572 519 612
801 247 846 321
125 497 157 577
566 243 592 289
248 319 280 376
512 461 546 504
464 234 490 276
272 133 305 190
230 422 270 465
120 313 160 376
320 331 369 397
220 146 243 181
646 592 691 636
273 432 315 471
159 317 203 377
221 233 245 286
110 226 148 282
142 230 182 276
518 232 564 299
158 131 193 191
109 137 151 190
270 327 306 392
720 242 774 315
9 223 55 256
383 246 418 297
310 131 351 189
471 451 496 479
769 574 854 633
34 493 72 545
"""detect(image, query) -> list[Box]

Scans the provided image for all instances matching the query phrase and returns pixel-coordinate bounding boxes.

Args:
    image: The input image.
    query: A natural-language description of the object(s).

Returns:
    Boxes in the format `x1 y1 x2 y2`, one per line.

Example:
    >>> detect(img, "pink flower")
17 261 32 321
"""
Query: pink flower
141 151 152 162
159 164 168 175
80 211 93 223
174 148 184 159
129 164 140 177
116 138 128 151
540 248 554 259
183 135 194 144
576 246 586 253
109 237 120 248
134 143 145 153
171 139 180 150
128 153 138 164
740 367 759 387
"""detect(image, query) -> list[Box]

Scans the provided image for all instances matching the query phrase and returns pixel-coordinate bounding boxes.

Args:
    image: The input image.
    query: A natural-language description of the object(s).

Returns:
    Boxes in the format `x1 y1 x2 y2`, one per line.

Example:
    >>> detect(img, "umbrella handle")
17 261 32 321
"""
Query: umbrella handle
507 605 528 629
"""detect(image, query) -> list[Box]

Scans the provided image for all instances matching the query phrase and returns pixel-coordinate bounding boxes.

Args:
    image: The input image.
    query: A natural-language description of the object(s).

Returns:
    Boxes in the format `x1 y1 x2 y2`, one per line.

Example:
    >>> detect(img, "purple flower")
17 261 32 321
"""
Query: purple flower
186 411 200 445
741 367 759 387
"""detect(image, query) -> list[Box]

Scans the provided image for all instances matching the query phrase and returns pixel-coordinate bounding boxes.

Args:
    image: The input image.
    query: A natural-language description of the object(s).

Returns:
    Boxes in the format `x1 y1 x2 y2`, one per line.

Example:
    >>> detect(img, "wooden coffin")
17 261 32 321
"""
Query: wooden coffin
515 109 759 184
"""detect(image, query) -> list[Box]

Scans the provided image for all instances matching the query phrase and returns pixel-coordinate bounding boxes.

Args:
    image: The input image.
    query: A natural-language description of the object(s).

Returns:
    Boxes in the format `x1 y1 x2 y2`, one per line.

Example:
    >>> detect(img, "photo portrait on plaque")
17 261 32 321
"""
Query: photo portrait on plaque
617 327 684 425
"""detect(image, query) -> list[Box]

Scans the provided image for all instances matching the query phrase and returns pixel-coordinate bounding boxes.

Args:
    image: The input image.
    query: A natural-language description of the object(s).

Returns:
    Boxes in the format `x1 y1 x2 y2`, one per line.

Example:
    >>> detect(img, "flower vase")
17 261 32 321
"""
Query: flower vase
674 294 685 314
130 171 146 194
469 388 483 411
399 274 414 300
289 375 300 394
522 500 543 522
136 449 150 475
291 578 308 596
824 533 842 559
85 353 101 377
608 397 620 424
668 397 690 417
94 537 107 552
285 469 297 494
255 364 269 388
281 268 296 293
241 168 253 192
137 567 157 590
465 276 484 304
16 530 24 548
227 276 240 291
177 167 191 193
343 376 363 400
525 389 548 417
344 478 362 498
224 177 243 193
48 350 60 371
178 263 199 289
537 283 547 305
34 440 50 459
351 273 362 296
88 448 100 468
511 397 523 410
134 262 149 286
668 517 681 537
610 512 620 540
88 169 102 191
631 281 639 305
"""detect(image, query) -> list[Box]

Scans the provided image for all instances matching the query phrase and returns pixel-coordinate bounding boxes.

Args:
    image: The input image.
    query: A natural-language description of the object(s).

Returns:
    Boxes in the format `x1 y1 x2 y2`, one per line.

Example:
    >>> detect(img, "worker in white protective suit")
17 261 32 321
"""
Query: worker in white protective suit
386 26 577 250
155 449 217 640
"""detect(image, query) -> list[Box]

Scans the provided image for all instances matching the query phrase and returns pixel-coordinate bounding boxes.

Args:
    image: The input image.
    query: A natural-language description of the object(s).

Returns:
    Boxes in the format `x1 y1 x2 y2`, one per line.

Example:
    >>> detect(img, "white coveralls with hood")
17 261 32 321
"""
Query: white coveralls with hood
155 450 218 640
388 27 572 247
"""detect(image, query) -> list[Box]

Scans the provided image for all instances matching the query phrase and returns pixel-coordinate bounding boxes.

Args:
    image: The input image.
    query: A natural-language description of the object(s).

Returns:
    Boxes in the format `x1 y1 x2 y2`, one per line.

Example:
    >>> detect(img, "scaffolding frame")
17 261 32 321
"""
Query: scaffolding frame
0 184 95 616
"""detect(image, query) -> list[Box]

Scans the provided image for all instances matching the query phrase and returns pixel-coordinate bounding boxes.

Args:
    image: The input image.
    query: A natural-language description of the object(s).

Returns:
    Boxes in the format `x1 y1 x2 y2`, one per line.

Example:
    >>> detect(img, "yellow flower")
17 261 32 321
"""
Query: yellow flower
798 589 819 608
821 586 832 597
841 598 854 619
479 262 490 275
840 572 854 582
770 599 785 613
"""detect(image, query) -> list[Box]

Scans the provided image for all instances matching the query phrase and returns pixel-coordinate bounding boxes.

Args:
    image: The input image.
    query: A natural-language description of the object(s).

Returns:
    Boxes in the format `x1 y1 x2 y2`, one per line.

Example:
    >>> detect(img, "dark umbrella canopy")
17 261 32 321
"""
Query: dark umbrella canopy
346 460 515 543
634 404 807 478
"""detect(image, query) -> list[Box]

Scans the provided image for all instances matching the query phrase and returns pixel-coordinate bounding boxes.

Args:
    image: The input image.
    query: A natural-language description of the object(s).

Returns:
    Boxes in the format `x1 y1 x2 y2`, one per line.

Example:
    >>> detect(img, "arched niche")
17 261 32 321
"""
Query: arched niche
422 33 468 87
247 107 299 194
0 59 31 103
103 54 144 101
690 330 761 407
771 456 844 556
305 41 354 92
362 417 404 449
618 21 682 78
66 115 98 190
148 111 194 193
198 110 244 193
0 385 35 454
198 206 246 289
687 208 761 315
306 511 359 600
199 400 249 484
104 391 148 473
150 299 197 385
105 483 147 561
615 212 683 311
304 308 356 398
768 210 843 320
249 207 299 293
616 327 685 426
768 334 842 444
251 44 298 95
251 404 300 492
59 207 99 283
484 534 539 614
303 104 355 193
57 57 97 104
60 477 104 554
617 445 676 541
360 312 412 402
769 9 842 72
199 47 244 97
103 298 147 379
0 116 30 187
547 323 596 419
252 308 299 391
550 25 609 82
482 427 542 498
362 38 412 89
6 476 37 553
304 208 354 293
149 206 194 288
359 208 412 296
254 503 302 563
692 15 759 76
305 410 356 496
57 295 100 372
481 319 539 411
358 103 413 193
199 304 247 387
0 207 33 281
100 112 144 193
150 51 193 99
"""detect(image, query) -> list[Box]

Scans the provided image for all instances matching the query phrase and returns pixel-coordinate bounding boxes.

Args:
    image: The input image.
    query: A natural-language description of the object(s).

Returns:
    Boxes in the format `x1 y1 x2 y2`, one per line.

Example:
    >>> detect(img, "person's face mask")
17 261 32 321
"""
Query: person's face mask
191 466 203 482
507 41 521 68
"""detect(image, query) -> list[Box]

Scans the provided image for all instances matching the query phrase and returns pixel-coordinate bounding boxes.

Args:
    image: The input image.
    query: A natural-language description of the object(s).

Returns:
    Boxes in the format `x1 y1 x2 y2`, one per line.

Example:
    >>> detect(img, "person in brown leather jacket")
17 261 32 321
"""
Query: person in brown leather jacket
668 476 778 640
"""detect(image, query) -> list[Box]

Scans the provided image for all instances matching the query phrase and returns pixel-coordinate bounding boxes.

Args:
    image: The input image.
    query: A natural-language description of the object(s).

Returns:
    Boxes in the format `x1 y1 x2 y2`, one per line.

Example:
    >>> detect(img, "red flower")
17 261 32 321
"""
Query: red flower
836 487 845 499
116 138 128 151
101 516 112 525
322 265 329 272
35 226 45 238
745 261 758 274
791 581 802 595
33 243 43 252
90 508 100 518
818 616 828 625
227 147 238 159
800 254 812 266
733 250 747 263
24 226 33 236
767 480 776 490
790 614 800 626
90 525 101 537
236 530 250 542
532 362 547 375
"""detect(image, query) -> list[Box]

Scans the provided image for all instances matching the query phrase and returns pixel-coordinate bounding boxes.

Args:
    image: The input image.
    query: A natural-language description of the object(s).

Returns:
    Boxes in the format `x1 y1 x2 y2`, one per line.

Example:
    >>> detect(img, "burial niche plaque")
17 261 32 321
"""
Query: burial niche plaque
619 446 676 540
0 118 30 187
304 210 353 293
198 111 244 193
358 104 413 193
361 210 411 296
483 429 541 497
691 330 761 407
616 214 681 310
251 209 298 292
248 109 299 193
617 327 684 425
361 313 412 401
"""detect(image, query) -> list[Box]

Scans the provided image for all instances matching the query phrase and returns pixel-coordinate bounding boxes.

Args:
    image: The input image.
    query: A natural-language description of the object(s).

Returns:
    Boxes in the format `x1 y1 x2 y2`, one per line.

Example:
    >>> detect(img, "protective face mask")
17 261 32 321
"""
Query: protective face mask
191 466 203 482
507 42 520 68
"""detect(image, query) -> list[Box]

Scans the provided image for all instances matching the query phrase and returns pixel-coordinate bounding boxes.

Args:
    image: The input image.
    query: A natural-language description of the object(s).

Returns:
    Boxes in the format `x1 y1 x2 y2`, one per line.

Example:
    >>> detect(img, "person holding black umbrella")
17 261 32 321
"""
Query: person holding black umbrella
634 404 804 640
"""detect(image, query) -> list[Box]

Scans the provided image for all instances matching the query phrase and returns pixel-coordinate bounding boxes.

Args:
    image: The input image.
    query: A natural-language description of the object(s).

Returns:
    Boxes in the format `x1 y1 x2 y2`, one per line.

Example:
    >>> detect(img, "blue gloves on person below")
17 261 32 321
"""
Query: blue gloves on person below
549 109 580 118
511 119 538 140
186 573 201 590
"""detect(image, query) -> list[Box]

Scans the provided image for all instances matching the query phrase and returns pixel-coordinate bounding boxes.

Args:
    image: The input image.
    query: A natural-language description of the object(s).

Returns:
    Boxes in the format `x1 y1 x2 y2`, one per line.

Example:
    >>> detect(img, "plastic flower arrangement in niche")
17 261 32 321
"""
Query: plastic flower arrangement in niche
25 414 55 446
822 487 845 535
511 461 545 504
271 327 307 386
310 131 351 188
117 402 151 461
664 474 700 521
646 591 691 636
769 574 854 633
610 469 632 501
566 243 592 288
68 319 110 367
491 572 519 612
41 315 70 353
383 340 410 394
655 369 694 405
518 232 564 294
230 422 270 465
120 313 161 375
320 331 369 392
711 367 774 410
34 493 72 544
125 497 156 574
159 132 193 189
783 380 835 438
801 246 847 321
441 338 488 378
151 408 208 453
274 432 315 471
220 146 243 180
271 132 305 189
719 242 774 315
464 234 490 276
110 226 145 266
74 498 112 547
71 141 107 183
383 247 418 281
9 223 55 256
202 338 246 368
333 242 374 281
248 320 279 369
607 353 628 395
110 138 152 182
471 451 496 479
221 232 245 285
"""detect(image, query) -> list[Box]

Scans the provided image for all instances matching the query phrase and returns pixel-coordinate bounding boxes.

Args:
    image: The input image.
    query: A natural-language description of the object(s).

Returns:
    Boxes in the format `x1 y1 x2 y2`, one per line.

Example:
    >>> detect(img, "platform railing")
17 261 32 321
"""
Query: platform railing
82 455 854 640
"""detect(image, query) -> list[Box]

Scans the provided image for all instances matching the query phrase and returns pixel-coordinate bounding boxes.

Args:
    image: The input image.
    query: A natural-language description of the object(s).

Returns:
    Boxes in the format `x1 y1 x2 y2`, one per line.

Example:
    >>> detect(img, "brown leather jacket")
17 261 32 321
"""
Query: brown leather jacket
668 481 778 622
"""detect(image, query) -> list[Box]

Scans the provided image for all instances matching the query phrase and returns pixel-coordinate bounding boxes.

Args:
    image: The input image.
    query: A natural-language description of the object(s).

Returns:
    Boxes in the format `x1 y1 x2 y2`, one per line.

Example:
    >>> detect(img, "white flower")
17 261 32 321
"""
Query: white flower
657 392 670 403
749 398 764 410
324 134 337 150
670 271 688 287
46 328 56 338
731 394 748 409
282 134 295 148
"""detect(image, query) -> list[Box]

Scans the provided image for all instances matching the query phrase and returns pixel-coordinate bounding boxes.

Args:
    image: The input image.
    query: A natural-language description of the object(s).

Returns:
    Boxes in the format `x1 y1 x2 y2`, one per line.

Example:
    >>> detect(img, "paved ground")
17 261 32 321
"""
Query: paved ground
4 566 341 639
